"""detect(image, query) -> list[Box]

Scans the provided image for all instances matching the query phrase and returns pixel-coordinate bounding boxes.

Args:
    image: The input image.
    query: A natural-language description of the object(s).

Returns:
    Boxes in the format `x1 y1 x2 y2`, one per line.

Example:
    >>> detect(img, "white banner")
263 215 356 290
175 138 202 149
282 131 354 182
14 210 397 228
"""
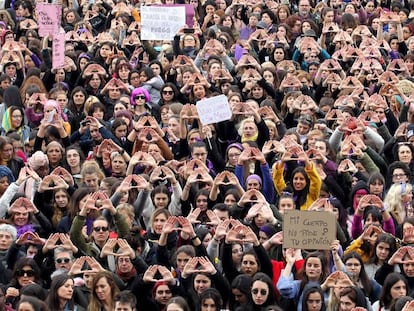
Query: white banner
140 5 186 40
196 95 232 125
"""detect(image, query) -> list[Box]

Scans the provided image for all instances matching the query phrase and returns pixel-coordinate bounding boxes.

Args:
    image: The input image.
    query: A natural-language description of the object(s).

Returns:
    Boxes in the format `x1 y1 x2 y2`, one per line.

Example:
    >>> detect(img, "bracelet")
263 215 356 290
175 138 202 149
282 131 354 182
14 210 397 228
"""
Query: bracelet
191 236 198 241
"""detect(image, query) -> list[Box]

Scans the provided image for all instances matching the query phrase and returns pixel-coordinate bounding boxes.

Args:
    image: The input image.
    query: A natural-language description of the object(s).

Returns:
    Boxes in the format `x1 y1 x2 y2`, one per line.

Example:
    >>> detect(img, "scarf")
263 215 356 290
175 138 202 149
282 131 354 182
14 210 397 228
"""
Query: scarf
241 132 258 143
115 266 137 282
86 217 94 235
2 107 23 136
16 224 34 237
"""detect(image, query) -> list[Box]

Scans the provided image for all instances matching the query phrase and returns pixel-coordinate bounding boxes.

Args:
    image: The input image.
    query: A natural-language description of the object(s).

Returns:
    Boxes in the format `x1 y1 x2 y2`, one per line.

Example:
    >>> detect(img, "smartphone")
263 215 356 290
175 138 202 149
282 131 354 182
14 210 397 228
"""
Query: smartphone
47 110 55 123
80 120 90 127
183 28 194 34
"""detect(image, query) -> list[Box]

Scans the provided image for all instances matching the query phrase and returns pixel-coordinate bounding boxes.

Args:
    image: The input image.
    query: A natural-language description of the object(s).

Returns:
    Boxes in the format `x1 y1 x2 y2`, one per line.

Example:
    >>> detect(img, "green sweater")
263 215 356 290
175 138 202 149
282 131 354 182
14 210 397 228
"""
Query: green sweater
70 213 129 257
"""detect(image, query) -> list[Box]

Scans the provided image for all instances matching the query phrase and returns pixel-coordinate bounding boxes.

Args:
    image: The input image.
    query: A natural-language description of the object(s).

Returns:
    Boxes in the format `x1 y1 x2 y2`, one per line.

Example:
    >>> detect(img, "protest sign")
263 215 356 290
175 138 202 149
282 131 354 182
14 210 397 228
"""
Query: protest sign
157 4 195 28
36 3 61 37
140 5 185 40
283 210 336 250
196 95 232 125
52 33 65 70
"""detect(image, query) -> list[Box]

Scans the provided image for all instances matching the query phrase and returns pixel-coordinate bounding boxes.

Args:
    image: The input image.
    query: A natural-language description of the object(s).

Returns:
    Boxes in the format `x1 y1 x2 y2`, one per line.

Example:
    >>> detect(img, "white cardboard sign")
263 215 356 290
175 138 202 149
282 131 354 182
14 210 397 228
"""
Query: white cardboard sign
196 95 232 125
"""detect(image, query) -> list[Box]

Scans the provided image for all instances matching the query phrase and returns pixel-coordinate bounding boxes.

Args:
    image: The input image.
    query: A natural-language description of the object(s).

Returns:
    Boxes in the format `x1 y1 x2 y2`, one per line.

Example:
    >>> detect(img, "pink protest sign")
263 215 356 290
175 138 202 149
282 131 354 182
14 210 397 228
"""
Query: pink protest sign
36 3 62 37
52 33 65 70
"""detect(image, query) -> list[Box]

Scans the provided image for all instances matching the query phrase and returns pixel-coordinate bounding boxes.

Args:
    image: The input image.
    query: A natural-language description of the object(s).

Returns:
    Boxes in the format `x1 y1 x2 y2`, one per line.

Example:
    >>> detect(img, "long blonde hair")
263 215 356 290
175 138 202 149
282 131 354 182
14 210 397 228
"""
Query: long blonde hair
326 288 340 311
384 183 413 224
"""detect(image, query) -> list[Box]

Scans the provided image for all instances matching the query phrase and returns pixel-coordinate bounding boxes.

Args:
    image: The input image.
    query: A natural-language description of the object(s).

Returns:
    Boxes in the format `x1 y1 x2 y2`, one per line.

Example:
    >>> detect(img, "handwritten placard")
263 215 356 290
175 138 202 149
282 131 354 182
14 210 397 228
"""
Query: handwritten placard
52 33 65 70
36 3 61 37
283 210 336 250
140 5 185 40
155 4 195 28
196 95 232 125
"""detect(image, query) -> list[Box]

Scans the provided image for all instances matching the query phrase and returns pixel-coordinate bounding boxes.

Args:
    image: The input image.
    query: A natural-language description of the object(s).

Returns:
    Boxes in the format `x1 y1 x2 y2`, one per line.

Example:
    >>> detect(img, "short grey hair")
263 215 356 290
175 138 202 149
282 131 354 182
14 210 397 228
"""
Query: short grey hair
0 224 17 241
53 246 74 260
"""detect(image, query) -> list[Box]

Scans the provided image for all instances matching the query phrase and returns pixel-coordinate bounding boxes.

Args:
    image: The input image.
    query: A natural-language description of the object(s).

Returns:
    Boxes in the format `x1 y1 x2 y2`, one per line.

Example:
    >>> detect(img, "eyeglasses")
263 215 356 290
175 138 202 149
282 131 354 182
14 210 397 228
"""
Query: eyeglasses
134 95 146 100
55 258 71 264
118 257 131 263
251 288 268 295
163 90 174 95
16 269 35 277
393 174 406 179
93 226 109 232
218 38 228 44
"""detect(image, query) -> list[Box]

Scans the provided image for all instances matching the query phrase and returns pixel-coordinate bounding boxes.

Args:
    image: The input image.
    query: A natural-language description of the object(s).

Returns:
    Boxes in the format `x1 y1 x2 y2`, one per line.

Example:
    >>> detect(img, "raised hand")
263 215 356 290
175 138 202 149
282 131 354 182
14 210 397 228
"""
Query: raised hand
143 265 159 282
401 300 414 311
182 257 199 278
214 219 231 241
117 239 135 258
100 239 118 258
198 256 217 274
42 233 60 253
205 210 220 227
98 192 116 216
162 216 178 235
79 194 99 216
187 208 202 224
388 246 414 265
68 257 87 276
86 256 104 273
158 265 175 284
59 233 78 252
243 226 260 246
177 216 196 239
268 231 283 246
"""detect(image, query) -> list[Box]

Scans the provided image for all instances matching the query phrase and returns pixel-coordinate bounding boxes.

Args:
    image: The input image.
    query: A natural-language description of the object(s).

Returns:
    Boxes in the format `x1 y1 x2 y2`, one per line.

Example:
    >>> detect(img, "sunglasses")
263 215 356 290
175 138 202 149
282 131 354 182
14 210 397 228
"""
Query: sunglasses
162 90 173 95
134 95 146 100
55 258 71 264
16 269 35 277
251 288 268 295
93 226 109 232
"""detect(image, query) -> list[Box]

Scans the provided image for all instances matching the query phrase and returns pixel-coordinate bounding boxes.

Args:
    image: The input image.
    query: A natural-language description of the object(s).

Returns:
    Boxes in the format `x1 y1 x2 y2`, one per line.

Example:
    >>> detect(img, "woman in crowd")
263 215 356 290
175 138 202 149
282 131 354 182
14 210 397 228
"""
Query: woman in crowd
46 274 85 311
1 106 30 143
88 271 120 311
372 273 408 311
278 251 328 311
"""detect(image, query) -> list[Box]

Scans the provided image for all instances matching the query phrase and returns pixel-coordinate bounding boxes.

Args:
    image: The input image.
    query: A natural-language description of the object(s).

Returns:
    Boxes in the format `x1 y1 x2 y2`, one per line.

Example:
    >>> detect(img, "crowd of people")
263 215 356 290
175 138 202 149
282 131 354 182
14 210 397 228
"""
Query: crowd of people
0 0 414 310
